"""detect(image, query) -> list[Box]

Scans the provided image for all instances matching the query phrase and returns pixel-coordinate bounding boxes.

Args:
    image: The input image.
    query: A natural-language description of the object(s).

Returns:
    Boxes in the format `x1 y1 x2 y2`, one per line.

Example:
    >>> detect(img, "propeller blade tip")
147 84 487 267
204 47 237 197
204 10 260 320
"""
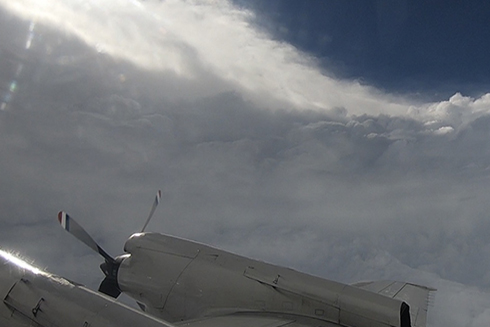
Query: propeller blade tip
58 211 68 229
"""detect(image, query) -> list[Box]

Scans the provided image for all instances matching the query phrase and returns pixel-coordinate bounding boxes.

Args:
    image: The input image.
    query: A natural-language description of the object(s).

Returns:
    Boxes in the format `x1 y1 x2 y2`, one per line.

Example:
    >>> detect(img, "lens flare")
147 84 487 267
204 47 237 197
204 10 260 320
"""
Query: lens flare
0 17 34 111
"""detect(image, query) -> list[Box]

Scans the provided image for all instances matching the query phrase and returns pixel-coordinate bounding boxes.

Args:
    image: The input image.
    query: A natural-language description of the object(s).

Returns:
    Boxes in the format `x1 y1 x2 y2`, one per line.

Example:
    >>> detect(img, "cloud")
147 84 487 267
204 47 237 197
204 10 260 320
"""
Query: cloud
0 0 414 115
1 1 490 327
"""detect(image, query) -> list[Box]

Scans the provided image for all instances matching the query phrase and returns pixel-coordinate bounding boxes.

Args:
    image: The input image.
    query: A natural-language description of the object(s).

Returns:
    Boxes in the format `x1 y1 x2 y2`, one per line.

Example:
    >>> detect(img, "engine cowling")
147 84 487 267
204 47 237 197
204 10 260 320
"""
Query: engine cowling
118 233 412 327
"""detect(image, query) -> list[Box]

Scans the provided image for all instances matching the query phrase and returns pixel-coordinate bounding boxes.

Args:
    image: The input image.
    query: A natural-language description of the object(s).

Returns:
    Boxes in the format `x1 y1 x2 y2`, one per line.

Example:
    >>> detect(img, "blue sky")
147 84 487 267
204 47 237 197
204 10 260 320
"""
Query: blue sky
234 0 490 98
1 1 490 326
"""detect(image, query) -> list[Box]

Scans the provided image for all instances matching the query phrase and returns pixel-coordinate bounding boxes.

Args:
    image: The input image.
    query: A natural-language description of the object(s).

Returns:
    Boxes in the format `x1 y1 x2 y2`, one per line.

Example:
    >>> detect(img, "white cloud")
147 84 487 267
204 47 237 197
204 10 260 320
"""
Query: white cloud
433 126 454 135
415 93 490 129
0 0 414 114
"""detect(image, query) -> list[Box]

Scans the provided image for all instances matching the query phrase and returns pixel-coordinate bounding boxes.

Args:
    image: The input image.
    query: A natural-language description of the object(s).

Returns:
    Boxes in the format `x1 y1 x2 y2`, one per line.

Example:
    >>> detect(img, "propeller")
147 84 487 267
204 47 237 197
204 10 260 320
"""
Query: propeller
141 190 162 233
58 211 122 298
57 190 162 298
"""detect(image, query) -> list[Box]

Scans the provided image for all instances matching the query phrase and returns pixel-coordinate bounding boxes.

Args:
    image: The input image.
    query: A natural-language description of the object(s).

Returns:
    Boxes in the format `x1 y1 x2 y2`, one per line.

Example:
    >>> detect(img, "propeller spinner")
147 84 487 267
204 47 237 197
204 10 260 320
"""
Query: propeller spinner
57 190 162 298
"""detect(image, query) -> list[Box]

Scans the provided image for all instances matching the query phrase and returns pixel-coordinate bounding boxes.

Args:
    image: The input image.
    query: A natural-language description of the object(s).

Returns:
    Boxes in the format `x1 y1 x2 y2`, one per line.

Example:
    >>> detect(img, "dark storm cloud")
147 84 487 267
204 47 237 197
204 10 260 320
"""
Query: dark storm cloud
1 2 490 326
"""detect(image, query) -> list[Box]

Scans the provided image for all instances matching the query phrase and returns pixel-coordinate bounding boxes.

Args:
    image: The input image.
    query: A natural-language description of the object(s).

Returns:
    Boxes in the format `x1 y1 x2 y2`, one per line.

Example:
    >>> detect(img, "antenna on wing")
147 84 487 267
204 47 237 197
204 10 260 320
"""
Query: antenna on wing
141 190 162 232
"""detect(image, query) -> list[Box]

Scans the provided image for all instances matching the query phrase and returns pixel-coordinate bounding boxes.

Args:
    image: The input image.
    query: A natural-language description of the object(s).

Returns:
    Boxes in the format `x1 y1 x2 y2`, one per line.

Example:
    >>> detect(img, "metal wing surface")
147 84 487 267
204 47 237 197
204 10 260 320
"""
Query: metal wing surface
176 313 341 327
352 281 436 327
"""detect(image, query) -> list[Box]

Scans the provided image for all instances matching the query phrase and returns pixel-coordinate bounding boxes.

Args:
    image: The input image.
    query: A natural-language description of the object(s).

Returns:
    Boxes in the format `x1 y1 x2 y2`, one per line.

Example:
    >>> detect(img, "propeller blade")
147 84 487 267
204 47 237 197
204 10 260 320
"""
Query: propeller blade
57 211 115 264
99 277 121 298
57 211 124 299
140 190 162 232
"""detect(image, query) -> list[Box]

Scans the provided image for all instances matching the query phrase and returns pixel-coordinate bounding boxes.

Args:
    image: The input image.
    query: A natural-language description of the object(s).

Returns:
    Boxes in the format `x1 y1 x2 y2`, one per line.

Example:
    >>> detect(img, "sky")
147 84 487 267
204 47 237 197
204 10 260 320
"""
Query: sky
236 0 490 99
1 1 490 326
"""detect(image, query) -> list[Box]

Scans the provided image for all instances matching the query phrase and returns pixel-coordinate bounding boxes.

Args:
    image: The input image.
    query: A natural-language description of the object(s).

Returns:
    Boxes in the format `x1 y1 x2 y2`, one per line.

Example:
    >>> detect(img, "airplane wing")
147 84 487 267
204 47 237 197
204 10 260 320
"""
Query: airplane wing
0 249 176 327
174 278 422 327
176 313 339 327
53 211 436 327
352 281 436 327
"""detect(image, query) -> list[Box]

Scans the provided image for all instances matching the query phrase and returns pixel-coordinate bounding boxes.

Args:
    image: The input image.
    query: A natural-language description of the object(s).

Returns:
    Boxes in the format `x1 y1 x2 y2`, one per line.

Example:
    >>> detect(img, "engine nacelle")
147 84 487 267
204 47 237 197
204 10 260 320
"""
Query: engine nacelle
118 233 412 327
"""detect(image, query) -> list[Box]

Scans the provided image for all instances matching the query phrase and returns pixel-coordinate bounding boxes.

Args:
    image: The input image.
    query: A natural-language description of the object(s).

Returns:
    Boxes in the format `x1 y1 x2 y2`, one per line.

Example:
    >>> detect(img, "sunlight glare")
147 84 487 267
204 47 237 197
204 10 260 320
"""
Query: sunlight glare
0 249 46 276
